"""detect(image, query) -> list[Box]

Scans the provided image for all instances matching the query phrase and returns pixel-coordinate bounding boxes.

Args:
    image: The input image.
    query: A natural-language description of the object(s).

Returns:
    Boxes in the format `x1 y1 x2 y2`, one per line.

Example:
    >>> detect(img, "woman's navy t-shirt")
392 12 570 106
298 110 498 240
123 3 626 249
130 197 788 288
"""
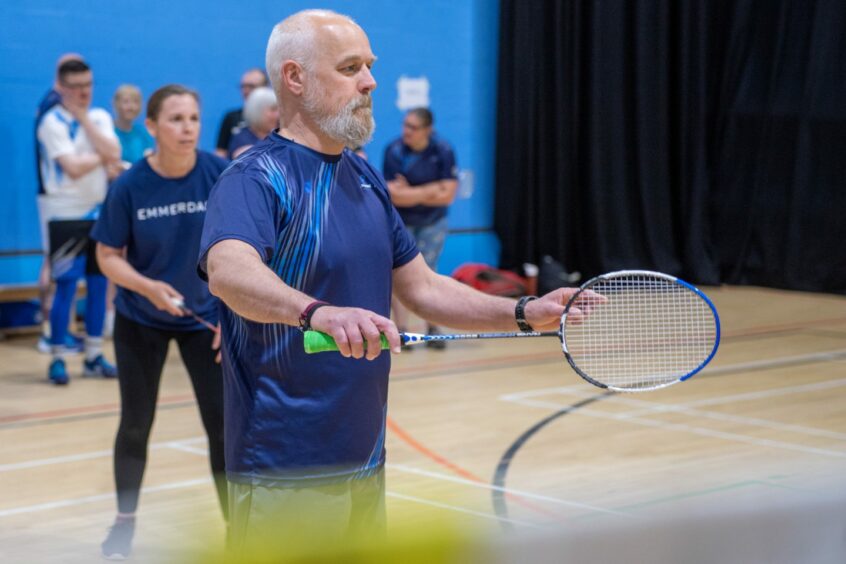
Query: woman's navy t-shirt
92 151 227 330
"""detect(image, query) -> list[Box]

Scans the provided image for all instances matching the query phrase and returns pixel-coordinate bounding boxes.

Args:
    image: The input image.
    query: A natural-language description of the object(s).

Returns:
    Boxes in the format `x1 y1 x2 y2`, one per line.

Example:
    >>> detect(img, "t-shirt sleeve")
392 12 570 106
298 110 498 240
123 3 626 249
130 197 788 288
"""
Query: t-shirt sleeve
197 170 281 280
227 129 252 159
37 114 75 161
382 143 401 181
90 177 132 248
390 204 419 268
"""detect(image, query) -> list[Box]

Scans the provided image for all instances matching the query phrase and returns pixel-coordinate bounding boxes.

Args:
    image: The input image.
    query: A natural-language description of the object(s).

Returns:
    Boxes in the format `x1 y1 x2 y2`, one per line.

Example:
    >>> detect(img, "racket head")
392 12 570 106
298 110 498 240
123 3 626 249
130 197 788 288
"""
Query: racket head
560 270 720 392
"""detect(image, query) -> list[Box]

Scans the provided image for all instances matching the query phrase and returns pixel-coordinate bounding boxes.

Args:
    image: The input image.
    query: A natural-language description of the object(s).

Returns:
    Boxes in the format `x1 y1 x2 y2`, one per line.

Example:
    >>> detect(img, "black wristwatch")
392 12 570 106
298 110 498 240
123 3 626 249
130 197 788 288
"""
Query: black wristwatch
515 296 537 332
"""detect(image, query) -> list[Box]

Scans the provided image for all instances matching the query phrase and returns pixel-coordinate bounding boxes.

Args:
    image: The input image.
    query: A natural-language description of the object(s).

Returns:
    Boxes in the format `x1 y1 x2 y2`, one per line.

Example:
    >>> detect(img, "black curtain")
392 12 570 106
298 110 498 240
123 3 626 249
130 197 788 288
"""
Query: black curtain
494 0 846 294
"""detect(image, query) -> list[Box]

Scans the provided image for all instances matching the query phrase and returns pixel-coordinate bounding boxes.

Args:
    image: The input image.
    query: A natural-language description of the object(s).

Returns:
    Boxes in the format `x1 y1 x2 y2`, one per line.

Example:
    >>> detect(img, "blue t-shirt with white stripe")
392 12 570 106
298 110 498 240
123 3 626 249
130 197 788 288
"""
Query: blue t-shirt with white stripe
382 134 458 227
198 133 418 486
91 151 226 330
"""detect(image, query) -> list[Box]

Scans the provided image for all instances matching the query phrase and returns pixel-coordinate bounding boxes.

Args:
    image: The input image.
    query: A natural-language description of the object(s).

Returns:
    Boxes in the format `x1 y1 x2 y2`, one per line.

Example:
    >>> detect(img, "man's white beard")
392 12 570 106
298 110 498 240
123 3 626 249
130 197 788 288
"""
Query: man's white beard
303 84 375 149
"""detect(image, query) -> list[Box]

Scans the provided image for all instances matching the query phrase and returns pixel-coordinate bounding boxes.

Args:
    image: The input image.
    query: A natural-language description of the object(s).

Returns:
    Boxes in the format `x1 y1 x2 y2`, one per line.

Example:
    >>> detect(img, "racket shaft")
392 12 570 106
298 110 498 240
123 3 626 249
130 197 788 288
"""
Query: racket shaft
303 330 558 354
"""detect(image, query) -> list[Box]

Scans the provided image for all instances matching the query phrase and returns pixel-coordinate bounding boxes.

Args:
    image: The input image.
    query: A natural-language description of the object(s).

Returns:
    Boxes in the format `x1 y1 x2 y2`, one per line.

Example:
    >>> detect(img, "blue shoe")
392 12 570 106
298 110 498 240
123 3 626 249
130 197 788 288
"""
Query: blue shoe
48 358 69 385
83 355 118 378
37 333 84 355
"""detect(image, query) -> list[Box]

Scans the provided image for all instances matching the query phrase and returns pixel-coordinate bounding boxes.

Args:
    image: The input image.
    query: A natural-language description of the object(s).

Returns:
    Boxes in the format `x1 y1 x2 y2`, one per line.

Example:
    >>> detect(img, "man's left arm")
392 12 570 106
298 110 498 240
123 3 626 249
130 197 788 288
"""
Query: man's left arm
418 179 458 206
392 254 582 332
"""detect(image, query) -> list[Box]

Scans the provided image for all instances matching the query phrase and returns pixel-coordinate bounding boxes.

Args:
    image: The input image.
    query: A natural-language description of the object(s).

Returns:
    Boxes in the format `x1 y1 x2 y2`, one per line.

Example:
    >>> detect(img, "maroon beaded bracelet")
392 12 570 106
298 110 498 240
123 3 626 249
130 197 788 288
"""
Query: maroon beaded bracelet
298 300 330 332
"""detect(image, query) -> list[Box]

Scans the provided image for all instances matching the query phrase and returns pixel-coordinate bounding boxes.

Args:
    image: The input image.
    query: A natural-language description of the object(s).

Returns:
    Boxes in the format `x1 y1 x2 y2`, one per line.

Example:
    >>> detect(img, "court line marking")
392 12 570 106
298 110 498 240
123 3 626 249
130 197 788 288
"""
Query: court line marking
0 439 612 517
0 440 610 524
386 492 541 528
0 394 196 424
0 478 211 518
514 376 846 441
498 353 846 444
500 396 846 459
0 464 541 528
4 342 843 428
388 463 629 517
0 481 535 529
4 331 843 521
693 350 846 378
0 437 206 472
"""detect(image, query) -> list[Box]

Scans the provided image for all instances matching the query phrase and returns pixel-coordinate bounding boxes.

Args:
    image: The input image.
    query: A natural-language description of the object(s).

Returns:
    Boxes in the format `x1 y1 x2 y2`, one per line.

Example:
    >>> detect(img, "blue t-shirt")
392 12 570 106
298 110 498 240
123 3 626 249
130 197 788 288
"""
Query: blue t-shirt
91 151 227 331
382 134 458 227
198 132 418 486
227 127 261 160
115 123 154 164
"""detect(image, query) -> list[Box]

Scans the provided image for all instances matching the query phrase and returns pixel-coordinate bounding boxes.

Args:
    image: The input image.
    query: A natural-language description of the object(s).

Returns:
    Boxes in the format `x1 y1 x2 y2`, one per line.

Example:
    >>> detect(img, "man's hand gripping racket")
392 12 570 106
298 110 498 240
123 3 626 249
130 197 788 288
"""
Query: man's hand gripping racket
303 270 720 392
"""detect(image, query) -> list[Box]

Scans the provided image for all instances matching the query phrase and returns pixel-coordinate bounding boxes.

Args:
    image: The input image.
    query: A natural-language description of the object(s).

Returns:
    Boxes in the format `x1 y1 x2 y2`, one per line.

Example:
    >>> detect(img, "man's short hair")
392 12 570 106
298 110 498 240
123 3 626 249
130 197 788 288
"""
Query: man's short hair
408 107 434 128
58 59 91 81
243 68 269 86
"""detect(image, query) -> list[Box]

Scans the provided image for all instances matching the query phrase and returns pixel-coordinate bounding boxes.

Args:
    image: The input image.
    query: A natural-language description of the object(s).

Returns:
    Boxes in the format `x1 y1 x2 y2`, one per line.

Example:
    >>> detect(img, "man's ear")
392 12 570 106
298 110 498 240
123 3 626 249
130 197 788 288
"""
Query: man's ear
282 60 305 96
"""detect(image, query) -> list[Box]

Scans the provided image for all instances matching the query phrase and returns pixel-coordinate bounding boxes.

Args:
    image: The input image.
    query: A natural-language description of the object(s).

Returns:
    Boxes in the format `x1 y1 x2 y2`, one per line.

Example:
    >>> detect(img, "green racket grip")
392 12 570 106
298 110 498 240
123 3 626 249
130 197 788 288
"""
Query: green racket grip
303 330 391 354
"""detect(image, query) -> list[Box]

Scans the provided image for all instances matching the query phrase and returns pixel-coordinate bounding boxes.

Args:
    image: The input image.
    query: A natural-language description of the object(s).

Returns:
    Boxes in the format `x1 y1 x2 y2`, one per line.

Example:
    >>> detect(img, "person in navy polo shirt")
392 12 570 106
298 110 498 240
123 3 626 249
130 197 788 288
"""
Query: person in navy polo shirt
92 84 228 560
383 107 458 347
199 9 585 556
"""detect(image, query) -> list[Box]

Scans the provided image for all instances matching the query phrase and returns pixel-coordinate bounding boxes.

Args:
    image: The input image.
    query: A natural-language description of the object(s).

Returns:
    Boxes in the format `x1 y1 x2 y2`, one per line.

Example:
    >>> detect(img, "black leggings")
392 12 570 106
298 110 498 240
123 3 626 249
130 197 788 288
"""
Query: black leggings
112 313 227 519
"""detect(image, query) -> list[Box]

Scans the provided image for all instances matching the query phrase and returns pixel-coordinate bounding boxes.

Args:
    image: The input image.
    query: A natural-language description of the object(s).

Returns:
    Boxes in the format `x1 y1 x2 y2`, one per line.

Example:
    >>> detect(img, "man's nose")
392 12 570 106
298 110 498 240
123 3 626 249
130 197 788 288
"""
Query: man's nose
359 66 377 93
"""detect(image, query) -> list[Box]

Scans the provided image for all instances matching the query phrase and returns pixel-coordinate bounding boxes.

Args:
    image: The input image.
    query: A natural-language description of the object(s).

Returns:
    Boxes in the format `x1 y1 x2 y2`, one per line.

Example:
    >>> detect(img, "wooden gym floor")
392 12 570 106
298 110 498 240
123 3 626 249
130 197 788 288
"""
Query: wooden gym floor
1 285 845 562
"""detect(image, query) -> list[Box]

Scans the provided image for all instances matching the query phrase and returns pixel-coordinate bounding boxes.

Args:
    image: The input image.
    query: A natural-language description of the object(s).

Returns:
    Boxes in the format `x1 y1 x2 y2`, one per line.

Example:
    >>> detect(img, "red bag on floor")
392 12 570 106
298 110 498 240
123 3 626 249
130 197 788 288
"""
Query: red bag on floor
451 263 528 297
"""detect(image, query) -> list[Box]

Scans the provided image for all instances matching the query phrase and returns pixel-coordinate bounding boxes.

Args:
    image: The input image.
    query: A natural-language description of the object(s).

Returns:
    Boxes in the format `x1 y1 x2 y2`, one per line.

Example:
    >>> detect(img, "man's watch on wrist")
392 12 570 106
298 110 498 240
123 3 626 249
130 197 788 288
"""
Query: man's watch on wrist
515 296 538 332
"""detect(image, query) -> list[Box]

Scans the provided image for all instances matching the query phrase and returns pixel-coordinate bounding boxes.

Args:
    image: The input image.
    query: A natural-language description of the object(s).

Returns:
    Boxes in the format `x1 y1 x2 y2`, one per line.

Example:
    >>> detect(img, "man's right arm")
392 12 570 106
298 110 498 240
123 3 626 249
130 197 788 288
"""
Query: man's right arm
206 239 401 358
207 239 308 325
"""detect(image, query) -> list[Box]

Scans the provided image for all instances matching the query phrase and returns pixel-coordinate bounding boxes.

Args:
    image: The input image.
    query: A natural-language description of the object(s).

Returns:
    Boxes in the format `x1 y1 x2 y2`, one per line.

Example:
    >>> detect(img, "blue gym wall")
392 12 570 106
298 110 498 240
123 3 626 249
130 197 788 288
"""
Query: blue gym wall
0 0 500 284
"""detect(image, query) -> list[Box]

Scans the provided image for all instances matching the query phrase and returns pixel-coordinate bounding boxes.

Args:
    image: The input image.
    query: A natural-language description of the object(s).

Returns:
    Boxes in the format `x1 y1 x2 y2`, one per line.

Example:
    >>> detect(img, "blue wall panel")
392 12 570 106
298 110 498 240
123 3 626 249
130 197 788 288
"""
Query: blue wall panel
0 0 499 283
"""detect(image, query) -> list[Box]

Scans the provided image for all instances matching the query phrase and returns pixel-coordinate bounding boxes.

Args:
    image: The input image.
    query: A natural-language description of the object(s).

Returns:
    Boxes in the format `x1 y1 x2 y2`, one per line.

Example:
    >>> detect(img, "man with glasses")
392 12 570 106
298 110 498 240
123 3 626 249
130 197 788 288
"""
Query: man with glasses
36 58 121 384
214 67 269 158
383 108 459 347
34 53 88 355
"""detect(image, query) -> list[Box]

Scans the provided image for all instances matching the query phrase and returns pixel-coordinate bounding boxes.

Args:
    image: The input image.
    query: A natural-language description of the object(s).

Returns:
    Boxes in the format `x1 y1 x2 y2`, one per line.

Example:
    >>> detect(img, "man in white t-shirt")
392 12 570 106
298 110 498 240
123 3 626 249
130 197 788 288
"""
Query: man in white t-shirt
36 58 121 385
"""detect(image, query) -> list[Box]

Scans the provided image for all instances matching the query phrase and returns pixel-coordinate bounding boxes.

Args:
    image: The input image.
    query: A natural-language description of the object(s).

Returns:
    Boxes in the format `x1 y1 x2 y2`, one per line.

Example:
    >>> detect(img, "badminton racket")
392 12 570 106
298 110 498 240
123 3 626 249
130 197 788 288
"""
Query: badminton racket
169 297 218 332
303 270 720 392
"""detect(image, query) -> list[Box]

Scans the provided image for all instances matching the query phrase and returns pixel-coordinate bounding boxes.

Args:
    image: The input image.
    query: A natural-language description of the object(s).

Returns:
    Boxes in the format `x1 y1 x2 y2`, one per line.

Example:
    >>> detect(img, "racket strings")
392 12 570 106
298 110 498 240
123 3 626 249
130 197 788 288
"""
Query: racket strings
566 275 717 391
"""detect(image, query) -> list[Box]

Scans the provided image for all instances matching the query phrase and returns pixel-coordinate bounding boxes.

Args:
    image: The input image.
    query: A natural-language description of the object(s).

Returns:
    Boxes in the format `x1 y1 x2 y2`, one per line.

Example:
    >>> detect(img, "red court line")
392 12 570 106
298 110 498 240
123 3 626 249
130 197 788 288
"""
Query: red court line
0 394 196 424
386 416 560 519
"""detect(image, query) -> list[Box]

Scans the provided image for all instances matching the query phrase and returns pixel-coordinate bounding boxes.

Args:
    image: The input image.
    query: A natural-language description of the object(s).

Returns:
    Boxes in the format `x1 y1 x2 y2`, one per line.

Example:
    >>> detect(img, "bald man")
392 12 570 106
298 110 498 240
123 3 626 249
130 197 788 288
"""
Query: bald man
199 9 581 552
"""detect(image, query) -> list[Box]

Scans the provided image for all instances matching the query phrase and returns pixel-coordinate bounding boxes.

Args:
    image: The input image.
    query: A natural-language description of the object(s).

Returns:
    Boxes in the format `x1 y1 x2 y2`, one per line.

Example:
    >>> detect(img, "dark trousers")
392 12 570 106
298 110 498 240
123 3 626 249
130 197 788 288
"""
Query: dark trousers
112 313 227 519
